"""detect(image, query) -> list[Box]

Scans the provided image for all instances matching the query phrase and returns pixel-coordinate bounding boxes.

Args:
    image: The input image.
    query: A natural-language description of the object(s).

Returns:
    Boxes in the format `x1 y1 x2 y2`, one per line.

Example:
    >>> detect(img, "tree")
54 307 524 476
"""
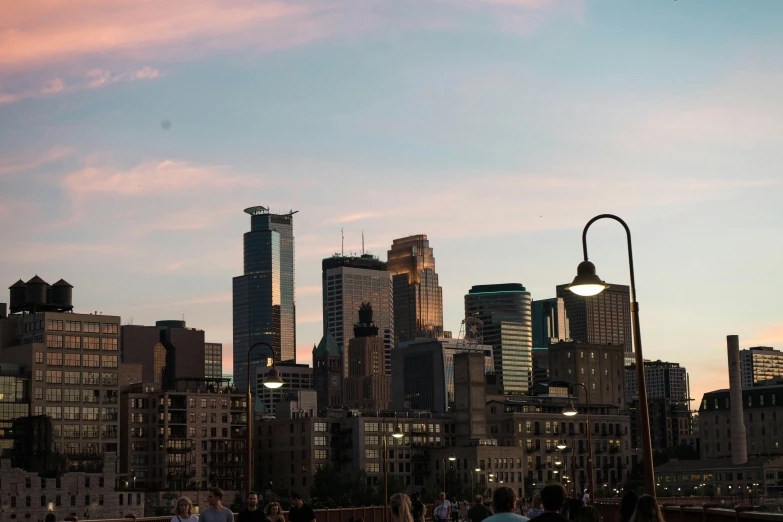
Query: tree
310 464 351 508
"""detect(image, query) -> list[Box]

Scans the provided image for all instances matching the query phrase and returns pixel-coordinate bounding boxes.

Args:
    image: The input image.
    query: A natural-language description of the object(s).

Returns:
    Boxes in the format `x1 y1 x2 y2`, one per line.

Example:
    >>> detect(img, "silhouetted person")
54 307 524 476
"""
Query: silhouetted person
483 487 529 522
616 491 639 522
573 507 600 522
532 485 569 522
469 495 493 522
629 495 665 522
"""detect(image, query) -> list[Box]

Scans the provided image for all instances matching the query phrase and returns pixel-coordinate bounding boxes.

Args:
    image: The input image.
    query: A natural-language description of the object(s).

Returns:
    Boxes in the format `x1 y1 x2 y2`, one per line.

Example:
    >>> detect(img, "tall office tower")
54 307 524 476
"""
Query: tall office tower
556 283 632 358
386 235 444 343
121 320 206 387
740 346 783 388
0 278 121 470
532 298 570 348
233 206 297 393
465 284 532 395
344 303 391 410
322 254 393 375
205 342 223 379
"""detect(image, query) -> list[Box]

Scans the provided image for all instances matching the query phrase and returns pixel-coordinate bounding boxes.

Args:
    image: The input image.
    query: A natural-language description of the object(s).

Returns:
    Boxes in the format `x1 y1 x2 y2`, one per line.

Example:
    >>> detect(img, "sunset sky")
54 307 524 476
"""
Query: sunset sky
1 0 782 405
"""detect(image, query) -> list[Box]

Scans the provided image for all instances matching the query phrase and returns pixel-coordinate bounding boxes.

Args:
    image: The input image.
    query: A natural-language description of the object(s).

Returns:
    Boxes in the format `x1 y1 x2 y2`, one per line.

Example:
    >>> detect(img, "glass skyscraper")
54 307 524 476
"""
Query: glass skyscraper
386 235 444 343
465 283 532 395
233 206 297 393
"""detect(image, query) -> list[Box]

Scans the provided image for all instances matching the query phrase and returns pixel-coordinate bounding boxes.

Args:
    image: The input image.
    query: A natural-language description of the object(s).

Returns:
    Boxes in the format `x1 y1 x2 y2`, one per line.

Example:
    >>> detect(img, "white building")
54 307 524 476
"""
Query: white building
741 346 783 389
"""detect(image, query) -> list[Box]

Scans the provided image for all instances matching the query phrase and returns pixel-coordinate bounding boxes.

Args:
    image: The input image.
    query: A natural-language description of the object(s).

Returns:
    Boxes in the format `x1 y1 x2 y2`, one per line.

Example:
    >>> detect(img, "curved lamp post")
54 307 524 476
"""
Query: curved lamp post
383 421 405 522
564 214 655 496
562 383 593 502
246 341 285 497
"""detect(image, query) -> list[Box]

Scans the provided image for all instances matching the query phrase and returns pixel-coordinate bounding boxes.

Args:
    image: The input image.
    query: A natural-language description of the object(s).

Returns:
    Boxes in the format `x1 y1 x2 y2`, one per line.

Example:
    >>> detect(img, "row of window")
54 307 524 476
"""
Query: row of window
37 352 118 366
44 335 117 350
46 319 118 334
36 368 118 383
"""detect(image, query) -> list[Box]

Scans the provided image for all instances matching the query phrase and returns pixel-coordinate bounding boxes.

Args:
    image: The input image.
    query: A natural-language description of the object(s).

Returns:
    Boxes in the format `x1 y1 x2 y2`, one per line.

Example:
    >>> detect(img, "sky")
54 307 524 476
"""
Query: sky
1 0 782 406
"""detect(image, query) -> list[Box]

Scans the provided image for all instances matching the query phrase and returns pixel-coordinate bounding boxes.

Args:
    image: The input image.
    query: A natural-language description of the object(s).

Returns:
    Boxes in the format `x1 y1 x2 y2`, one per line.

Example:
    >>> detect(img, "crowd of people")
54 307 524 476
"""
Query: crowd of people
394 485 666 522
170 485 666 522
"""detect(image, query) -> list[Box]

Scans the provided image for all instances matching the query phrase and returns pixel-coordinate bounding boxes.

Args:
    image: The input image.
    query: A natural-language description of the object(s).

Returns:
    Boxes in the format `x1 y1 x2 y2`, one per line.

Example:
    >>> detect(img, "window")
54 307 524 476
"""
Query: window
83 407 99 420
64 407 80 420
46 388 62 402
101 338 118 351
101 323 119 334
46 370 62 384
102 373 118 386
64 389 80 402
47 320 64 331
84 322 100 333
102 355 118 368
65 371 81 384
315 449 327 459
83 337 100 350
64 354 81 367
366 449 380 459
35 369 43 381
314 436 327 446
367 463 380 473
47 352 63 366
83 372 100 385
46 334 63 348
83 354 100 367
365 422 379 432
65 321 81 332
314 422 327 432
45 406 62 419
64 336 81 349
365 435 379 445
35 351 44 364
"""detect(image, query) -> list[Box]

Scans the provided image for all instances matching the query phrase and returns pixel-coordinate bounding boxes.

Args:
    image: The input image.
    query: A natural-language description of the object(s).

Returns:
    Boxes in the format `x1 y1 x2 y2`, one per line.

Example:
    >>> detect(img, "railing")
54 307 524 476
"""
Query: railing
76 506 390 522
595 502 783 522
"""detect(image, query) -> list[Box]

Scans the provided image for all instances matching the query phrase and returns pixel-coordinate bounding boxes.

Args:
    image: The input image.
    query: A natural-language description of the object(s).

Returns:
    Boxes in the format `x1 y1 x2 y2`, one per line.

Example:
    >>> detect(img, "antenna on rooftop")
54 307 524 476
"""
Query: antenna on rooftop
341 228 344 257
362 230 365 255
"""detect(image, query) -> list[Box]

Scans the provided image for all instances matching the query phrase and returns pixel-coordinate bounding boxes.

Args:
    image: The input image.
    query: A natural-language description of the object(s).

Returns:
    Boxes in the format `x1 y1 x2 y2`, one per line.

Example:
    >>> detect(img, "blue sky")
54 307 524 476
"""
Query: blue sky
2 0 782 403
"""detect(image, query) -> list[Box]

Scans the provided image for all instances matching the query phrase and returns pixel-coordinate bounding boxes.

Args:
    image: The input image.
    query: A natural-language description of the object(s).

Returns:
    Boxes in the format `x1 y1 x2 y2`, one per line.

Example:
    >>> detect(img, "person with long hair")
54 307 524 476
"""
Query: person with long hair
615 491 639 522
629 495 665 522
264 503 285 522
573 507 599 522
390 493 414 522
527 496 544 520
171 496 198 522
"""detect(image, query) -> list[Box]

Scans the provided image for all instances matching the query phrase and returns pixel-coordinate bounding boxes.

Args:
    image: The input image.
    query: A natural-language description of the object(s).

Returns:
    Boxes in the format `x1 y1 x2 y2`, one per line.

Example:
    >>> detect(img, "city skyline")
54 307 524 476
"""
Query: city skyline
2 1 783 407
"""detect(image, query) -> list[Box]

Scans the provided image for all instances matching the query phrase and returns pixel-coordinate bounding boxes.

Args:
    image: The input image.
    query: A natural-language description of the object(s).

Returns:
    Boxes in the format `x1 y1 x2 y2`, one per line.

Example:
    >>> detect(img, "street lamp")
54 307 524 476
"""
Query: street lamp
246 341 284 497
565 214 655 496
442 454 456 494
557 440 567 450
562 383 593 504
383 421 404 522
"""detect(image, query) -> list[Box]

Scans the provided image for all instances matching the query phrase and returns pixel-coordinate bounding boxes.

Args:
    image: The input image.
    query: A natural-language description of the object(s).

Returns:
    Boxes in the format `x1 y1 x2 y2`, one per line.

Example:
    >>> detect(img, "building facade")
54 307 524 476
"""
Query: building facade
391 338 493 413
0 364 30 455
344 304 391 410
120 381 247 492
0 453 144 521
556 283 632 358
255 363 313 415
548 341 626 408
386 235 444 343
700 384 783 460
233 206 297 393
312 333 343 409
205 342 223 379
322 255 394 375
626 360 689 402
741 346 783 389
532 298 570 349
0 310 121 470
465 284 533 395
121 321 206 388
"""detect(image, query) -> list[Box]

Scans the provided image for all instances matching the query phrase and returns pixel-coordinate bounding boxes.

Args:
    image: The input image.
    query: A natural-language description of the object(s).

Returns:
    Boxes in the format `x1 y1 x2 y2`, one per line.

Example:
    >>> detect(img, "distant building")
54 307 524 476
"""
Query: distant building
255 363 313 415
0 283 121 471
626 360 689 403
465 283 533 395
548 341 626 408
532 297 570 348
655 456 779 497
531 347 549 394
120 380 246 492
205 342 223 379
556 283 632 358
0 363 30 456
387 235 444 343
233 206 297 393
312 333 343 409
391 338 493 413
0 453 144 521
344 303 391 410
700 384 783 460
741 346 783 389
322 254 393 375
120 320 206 388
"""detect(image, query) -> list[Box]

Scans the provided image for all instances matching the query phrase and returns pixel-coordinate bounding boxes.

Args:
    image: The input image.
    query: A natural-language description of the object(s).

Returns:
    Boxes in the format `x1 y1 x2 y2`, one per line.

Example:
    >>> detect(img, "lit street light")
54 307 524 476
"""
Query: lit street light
562 383 593 503
564 214 655 496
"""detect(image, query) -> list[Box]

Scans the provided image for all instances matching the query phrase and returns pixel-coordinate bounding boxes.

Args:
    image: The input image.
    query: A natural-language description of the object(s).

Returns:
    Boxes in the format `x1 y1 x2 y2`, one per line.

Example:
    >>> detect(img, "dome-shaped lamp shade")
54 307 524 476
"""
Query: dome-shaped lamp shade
565 261 609 297
556 440 567 450
562 402 578 417
263 366 285 389
392 425 404 439
448 453 457 461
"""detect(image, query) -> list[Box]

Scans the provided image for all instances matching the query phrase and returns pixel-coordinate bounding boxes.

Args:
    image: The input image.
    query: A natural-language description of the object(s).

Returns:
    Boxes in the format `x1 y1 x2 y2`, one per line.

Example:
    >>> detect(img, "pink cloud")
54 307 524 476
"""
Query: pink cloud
0 0 315 72
0 147 72 175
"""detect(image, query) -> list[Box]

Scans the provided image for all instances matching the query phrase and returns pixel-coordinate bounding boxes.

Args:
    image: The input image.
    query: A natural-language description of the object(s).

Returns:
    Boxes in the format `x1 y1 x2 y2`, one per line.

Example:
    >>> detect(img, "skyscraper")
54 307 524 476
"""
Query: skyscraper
740 346 783 388
322 254 393 375
233 206 297 393
465 283 533 395
344 303 391 410
556 283 632 358
531 297 570 393
386 235 444 343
